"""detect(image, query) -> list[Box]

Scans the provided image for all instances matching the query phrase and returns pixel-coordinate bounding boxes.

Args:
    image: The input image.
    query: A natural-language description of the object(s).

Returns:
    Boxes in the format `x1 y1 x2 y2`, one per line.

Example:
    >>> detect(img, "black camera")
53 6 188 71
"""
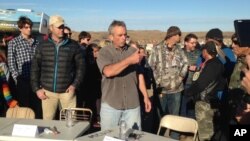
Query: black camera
234 19 250 47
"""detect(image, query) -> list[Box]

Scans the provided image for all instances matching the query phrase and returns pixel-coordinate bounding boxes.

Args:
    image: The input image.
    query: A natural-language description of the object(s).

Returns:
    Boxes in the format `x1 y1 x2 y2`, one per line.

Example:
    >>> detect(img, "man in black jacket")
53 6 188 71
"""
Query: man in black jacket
186 41 225 141
31 15 84 120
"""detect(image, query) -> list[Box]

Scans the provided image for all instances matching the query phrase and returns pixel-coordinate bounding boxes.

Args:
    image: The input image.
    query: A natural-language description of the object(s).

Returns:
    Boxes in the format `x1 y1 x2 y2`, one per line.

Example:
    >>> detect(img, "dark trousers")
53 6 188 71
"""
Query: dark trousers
0 93 8 117
180 84 195 119
16 76 42 119
141 96 159 133
76 82 85 108
180 93 195 119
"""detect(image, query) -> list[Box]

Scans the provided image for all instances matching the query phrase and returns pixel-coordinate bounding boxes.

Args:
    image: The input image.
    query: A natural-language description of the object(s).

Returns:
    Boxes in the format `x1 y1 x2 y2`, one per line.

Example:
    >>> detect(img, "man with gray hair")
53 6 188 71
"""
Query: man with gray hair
31 15 84 120
97 20 151 130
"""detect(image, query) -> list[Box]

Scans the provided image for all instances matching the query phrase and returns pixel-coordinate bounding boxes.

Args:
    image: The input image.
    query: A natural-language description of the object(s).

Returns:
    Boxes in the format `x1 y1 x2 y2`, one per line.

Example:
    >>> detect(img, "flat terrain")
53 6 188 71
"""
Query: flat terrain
71 30 234 45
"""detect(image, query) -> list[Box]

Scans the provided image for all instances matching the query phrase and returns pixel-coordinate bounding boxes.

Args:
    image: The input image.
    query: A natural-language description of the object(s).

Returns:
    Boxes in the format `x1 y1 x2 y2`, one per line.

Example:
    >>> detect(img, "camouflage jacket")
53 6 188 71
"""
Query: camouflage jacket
229 57 247 90
148 41 188 94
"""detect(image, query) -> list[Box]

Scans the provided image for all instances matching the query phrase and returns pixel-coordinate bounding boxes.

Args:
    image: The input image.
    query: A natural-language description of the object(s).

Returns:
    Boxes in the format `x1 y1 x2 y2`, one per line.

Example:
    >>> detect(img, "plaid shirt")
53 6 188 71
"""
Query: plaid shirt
7 35 38 82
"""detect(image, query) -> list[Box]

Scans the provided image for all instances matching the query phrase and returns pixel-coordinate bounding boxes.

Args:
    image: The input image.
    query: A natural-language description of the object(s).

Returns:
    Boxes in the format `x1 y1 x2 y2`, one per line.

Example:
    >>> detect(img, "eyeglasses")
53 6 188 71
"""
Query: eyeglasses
57 25 65 29
65 33 72 36
80 38 91 41
188 41 197 44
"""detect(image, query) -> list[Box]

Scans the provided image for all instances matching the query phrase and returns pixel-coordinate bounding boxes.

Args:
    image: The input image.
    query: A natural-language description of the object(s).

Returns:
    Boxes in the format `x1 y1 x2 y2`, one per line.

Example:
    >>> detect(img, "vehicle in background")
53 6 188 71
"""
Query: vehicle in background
0 8 49 34
0 8 49 45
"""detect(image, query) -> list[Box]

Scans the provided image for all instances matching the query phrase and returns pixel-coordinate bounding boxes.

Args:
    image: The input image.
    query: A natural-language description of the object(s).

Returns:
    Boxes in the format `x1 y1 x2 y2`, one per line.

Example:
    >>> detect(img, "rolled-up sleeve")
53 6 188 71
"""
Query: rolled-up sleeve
97 47 112 75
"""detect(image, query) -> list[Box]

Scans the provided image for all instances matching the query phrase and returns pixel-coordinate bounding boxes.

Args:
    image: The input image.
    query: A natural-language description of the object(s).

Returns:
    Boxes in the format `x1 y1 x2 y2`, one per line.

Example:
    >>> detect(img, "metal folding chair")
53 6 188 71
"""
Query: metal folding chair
157 115 199 141
60 107 93 122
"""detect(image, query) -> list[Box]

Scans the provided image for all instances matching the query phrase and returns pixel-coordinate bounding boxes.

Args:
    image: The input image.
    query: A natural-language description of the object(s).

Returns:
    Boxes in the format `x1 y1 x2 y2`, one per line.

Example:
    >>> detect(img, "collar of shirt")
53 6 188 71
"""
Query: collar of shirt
48 37 68 46
18 35 35 44
163 43 177 52
112 44 129 52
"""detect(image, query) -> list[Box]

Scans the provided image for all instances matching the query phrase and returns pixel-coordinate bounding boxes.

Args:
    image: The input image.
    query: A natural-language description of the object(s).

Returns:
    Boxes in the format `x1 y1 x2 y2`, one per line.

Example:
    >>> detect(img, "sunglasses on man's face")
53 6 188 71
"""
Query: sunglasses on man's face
57 25 65 29
232 40 239 45
65 33 72 36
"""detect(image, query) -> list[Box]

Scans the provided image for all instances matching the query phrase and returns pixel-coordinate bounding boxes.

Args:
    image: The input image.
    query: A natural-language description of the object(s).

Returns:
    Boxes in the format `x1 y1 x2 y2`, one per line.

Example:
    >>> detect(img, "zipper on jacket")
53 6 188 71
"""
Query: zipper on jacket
53 45 59 92
52 39 68 92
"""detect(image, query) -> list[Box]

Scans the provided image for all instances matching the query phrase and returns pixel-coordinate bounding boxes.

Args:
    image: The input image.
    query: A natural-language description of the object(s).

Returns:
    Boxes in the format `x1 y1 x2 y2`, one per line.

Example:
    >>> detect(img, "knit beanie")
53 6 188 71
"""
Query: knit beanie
165 26 181 39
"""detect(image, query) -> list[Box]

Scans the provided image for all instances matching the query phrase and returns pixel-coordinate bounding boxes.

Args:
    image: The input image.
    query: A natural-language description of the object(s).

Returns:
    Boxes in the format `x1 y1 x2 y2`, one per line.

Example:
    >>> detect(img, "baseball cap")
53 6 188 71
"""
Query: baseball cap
49 15 64 27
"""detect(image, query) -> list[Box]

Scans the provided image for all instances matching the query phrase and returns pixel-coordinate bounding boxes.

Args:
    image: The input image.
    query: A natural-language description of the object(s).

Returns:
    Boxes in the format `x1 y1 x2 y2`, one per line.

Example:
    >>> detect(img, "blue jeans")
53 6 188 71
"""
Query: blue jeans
100 102 141 131
159 92 181 140
217 90 223 100
159 92 181 116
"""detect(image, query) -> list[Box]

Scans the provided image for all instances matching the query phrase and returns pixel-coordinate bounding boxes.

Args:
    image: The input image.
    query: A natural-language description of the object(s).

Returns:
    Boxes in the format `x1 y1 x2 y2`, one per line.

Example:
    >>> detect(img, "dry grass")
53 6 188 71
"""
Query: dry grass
71 30 234 45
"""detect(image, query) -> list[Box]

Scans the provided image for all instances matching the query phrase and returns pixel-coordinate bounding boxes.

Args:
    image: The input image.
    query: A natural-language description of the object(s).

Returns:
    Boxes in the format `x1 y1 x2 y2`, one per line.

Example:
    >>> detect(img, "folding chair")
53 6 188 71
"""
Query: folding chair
60 107 93 122
6 107 35 119
157 115 199 141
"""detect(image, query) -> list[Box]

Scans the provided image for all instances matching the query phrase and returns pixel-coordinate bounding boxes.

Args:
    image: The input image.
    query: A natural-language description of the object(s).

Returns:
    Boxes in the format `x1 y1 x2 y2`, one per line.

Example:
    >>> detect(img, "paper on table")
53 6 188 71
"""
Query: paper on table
12 124 38 137
103 136 124 141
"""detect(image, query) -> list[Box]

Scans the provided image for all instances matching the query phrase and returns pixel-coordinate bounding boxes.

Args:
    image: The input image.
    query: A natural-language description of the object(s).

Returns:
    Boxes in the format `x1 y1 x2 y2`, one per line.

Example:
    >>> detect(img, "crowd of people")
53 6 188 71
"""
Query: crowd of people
1 15 250 141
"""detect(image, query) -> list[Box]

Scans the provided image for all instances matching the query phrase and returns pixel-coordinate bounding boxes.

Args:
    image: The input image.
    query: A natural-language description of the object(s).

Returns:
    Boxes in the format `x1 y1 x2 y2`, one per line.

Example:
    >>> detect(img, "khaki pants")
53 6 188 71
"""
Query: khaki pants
42 89 76 120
